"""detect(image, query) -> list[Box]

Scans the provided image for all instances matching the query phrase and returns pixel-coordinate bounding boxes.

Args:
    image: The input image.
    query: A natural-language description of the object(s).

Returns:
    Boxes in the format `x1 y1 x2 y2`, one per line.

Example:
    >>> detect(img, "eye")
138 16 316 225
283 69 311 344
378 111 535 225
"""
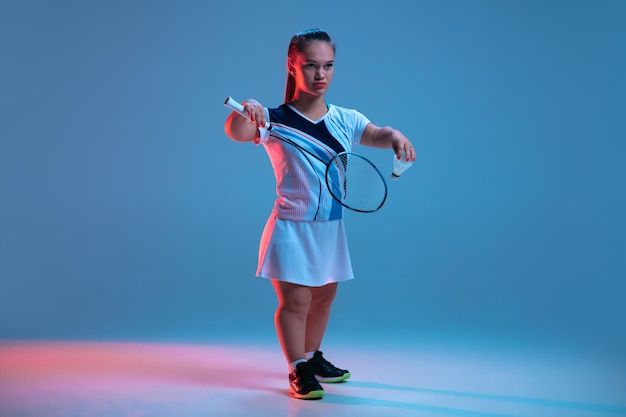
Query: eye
324 63 334 69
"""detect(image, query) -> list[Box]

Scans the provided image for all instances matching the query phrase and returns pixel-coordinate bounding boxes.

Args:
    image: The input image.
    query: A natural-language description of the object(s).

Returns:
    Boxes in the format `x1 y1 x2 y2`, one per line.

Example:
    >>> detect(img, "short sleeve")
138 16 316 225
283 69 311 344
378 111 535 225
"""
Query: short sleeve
350 109 370 145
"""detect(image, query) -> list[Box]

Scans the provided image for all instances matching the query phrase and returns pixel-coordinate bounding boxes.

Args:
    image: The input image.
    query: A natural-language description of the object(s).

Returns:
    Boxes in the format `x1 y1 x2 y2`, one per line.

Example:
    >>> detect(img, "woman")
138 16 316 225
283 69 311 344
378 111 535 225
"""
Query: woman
224 29 415 400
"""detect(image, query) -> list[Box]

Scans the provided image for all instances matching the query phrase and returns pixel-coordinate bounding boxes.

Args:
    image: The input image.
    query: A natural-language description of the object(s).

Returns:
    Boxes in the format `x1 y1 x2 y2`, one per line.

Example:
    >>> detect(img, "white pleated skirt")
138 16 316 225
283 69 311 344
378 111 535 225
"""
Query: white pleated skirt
256 214 354 287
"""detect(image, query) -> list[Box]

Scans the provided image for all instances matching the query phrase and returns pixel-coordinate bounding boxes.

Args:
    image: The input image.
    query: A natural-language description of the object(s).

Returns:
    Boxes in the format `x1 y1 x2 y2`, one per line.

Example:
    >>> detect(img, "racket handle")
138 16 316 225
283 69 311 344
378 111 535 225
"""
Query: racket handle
224 96 270 129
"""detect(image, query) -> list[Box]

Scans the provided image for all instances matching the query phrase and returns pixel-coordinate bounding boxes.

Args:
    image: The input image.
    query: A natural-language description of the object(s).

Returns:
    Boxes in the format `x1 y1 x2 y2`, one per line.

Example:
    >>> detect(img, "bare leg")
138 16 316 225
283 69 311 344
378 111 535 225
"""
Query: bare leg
271 280 312 363
305 283 338 353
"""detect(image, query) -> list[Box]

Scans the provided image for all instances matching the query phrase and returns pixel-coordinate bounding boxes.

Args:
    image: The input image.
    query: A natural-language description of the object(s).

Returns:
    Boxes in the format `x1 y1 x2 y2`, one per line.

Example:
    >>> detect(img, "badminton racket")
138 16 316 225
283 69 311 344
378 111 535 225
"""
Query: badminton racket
224 96 388 213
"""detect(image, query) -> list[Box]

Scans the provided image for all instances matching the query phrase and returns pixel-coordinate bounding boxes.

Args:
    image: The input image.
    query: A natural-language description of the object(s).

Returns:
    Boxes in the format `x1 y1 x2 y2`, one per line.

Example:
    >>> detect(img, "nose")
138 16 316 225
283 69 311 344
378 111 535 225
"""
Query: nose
315 67 325 79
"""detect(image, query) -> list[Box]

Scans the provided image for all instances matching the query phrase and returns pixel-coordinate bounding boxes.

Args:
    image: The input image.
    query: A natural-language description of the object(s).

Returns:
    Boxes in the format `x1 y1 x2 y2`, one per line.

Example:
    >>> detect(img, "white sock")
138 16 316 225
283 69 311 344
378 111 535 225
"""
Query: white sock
288 359 307 374
305 351 317 360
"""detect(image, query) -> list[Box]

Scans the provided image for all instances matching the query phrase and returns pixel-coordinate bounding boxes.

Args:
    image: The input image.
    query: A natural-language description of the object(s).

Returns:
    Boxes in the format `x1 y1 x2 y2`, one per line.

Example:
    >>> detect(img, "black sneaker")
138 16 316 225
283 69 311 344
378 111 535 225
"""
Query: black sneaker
307 351 351 383
289 361 325 399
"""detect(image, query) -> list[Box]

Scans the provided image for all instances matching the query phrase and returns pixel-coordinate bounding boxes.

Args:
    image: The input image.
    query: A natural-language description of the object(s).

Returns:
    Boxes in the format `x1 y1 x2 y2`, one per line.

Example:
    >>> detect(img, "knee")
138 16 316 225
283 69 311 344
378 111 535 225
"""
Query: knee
278 294 311 317
310 291 336 312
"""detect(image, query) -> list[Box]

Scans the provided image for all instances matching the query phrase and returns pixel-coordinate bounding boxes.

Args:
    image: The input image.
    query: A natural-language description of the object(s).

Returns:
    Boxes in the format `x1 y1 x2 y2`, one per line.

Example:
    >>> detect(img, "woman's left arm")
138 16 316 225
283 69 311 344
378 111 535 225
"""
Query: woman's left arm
361 123 416 162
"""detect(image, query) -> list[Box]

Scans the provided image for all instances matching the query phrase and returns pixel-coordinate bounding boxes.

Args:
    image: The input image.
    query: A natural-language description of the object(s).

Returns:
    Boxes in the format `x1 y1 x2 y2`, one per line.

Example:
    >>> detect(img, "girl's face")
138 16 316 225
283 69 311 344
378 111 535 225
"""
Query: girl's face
290 40 335 98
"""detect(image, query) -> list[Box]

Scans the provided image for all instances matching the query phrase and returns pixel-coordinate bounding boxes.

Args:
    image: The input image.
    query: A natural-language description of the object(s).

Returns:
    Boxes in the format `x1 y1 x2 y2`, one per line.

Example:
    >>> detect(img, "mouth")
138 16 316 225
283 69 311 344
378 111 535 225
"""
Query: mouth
313 82 327 88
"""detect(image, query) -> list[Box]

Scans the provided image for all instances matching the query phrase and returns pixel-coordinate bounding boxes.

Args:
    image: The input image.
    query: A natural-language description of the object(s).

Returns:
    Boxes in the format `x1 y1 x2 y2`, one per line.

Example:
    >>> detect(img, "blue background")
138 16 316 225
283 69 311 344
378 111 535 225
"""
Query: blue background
1 0 624 355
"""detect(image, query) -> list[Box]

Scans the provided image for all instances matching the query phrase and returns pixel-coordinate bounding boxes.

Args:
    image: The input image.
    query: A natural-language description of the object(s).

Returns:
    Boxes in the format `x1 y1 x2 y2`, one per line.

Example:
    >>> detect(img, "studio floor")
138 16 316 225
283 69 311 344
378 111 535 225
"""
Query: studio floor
0 337 624 417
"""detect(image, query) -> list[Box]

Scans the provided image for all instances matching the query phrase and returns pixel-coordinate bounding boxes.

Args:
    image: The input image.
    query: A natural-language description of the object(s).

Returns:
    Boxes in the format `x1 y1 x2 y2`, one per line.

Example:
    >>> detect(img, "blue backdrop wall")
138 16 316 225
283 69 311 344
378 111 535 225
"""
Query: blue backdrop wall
1 0 624 354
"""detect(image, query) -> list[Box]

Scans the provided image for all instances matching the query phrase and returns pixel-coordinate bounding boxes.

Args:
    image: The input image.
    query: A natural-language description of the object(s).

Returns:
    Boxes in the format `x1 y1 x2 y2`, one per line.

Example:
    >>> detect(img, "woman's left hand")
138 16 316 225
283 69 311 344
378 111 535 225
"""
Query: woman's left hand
391 132 416 162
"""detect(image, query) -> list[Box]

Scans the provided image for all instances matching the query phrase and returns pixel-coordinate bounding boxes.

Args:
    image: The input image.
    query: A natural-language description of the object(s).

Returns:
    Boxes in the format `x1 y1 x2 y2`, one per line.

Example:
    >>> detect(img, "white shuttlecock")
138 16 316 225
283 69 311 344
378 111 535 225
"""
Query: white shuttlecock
391 153 413 181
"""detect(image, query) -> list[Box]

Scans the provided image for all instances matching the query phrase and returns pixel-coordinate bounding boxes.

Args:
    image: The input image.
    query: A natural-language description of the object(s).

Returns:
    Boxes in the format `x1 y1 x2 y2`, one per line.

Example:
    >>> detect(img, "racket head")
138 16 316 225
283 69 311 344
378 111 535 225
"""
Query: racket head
325 152 388 213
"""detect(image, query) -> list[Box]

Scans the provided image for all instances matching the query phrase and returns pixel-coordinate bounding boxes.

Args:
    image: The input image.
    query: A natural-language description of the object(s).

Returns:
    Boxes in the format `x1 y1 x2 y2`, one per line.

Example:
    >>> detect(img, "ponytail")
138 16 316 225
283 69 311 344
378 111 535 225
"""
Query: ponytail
284 73 296 103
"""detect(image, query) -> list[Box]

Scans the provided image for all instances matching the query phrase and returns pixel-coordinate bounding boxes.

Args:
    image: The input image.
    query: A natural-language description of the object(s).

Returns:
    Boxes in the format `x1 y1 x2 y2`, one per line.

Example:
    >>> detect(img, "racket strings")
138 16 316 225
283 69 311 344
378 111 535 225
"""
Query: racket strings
327 153 387 212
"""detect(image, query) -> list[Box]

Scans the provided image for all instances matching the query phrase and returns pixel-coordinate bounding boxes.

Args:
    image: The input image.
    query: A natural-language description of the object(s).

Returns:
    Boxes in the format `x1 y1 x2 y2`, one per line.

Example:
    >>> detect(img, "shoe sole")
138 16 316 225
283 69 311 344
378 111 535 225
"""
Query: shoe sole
316 372 351 383
290 389 325 400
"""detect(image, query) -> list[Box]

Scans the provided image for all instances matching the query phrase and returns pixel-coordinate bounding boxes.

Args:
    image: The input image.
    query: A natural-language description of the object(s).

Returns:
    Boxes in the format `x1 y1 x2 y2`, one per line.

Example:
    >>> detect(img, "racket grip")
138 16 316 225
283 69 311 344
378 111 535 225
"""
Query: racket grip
224 96 270 129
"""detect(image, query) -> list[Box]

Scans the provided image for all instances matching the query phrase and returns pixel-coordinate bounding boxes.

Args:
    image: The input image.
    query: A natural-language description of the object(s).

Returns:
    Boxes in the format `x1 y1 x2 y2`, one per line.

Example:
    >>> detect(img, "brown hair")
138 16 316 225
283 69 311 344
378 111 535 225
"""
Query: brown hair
284 29 336 103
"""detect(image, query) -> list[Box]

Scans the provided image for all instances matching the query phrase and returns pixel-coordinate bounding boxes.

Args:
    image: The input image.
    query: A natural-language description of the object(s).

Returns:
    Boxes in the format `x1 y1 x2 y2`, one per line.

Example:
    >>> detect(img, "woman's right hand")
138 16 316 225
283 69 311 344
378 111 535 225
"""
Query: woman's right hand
242 99 267 128
224 98 266 142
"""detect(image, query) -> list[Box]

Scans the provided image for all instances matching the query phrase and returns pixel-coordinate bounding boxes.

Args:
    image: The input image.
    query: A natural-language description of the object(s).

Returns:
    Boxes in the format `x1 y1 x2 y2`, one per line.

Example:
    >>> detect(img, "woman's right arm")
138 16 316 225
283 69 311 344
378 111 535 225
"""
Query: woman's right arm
223 99 267 142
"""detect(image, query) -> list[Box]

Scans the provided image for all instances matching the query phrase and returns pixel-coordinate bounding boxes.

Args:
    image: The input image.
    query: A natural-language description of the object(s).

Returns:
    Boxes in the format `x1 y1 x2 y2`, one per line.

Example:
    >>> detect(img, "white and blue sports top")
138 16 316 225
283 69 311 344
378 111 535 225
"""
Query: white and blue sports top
257 103 370 221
